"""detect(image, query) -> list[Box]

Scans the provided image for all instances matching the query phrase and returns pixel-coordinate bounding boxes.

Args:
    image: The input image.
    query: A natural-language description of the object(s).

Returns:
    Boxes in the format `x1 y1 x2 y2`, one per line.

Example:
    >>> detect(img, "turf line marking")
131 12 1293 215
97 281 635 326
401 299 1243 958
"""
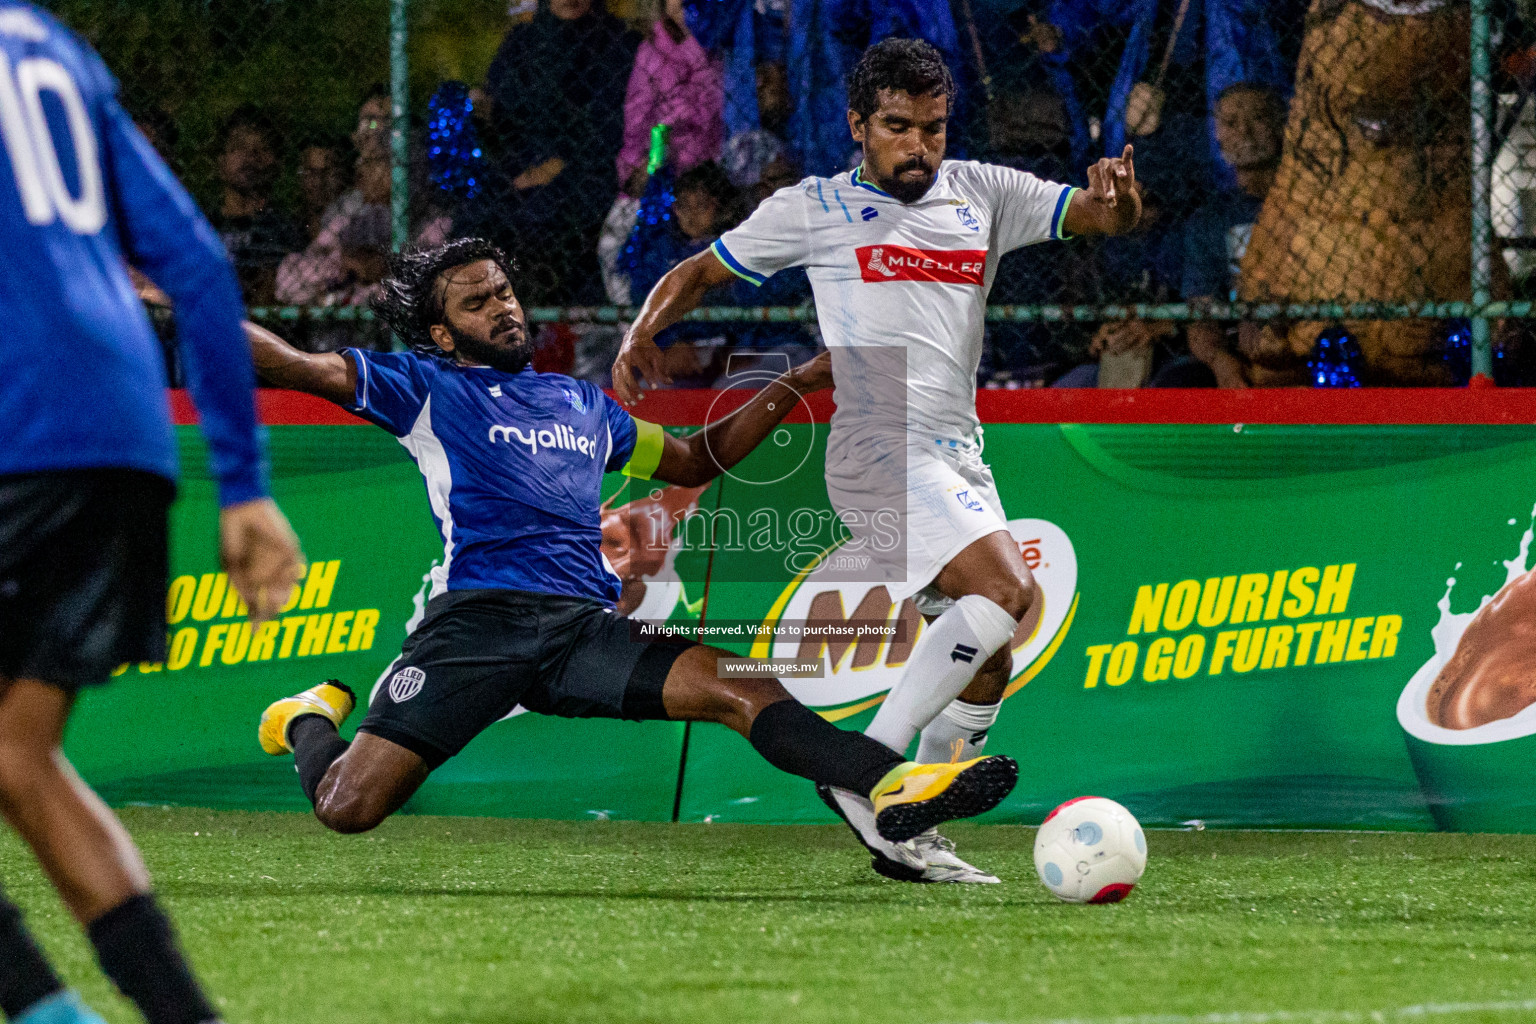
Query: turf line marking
958 998 1536 1024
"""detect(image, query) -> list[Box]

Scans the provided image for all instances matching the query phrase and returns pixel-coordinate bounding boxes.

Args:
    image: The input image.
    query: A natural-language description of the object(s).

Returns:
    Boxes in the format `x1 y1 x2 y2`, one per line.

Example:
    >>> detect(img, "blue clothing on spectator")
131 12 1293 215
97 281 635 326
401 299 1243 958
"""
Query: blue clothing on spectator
1040 0 1286 180
685 0 964 178
729 261 812 351
623 172 812 351
621 170 719 350
622 171 712 307
0 2 265 507
343 348 640 605
1098 224 1184 305
1181 188 1263 300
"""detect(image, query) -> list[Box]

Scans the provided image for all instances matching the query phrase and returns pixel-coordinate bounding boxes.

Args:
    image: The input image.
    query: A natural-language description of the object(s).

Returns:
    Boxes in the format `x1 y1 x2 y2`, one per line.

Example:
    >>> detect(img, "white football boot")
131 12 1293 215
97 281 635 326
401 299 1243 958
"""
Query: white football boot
910 829 1001 884
818 785 1001 883
818 783 928 881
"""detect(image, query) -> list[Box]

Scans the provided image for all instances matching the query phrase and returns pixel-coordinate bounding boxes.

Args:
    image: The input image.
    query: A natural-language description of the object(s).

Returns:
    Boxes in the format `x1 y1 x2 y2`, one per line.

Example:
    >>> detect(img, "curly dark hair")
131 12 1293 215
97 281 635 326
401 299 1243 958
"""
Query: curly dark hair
847 38 954 124
370 238 517 351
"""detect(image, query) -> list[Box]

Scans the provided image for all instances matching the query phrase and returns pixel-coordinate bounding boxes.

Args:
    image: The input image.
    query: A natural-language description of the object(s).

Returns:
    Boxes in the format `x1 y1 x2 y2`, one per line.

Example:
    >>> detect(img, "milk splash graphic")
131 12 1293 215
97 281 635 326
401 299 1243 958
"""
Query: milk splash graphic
1398 503 1536 746
1430 506 1535 668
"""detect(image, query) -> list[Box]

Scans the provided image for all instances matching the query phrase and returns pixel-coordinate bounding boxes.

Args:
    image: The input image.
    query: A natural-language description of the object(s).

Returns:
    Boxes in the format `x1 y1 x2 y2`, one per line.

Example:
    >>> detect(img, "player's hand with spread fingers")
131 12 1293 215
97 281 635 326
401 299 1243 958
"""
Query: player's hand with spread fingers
613 328 671 406
220 498 306 624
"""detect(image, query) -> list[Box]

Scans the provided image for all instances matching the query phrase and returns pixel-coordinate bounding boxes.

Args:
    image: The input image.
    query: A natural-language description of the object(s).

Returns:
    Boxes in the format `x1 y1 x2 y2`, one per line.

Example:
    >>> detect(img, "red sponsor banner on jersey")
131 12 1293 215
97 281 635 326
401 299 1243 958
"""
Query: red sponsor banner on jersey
855 245 987 285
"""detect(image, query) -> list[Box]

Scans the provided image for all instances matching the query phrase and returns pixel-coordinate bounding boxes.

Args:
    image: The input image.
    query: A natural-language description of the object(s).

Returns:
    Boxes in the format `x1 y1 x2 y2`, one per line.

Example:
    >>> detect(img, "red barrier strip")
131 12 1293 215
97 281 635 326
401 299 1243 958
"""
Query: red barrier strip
171 387 1536 427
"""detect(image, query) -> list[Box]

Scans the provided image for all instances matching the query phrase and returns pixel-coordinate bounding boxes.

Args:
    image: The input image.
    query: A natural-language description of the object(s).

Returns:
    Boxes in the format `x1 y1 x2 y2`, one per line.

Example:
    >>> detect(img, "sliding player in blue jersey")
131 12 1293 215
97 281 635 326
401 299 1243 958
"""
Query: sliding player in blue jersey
248 237 1019 845
0 5 305 1024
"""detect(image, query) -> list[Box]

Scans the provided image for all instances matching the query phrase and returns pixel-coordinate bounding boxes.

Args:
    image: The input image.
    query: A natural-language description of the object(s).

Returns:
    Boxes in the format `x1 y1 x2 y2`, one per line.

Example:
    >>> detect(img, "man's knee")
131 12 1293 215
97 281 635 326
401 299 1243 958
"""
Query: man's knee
973 576 1036 622
312 777 391 834
711 679 789 735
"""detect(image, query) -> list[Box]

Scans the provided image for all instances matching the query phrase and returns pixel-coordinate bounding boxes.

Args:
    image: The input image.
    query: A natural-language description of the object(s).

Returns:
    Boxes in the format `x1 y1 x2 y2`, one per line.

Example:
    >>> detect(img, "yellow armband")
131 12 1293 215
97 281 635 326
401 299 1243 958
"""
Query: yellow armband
621 419 665 479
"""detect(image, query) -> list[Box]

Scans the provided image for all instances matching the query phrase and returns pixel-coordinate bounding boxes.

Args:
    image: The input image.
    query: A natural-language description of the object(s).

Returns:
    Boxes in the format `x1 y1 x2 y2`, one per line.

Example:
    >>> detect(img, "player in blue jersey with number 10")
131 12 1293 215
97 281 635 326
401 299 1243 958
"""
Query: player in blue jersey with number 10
0 5 305 1024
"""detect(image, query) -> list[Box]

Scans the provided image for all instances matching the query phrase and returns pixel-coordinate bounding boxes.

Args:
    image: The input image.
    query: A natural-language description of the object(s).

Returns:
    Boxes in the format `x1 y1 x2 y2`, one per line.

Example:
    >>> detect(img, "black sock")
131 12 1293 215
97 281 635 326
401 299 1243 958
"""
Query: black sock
291 714 349 806
748 699 904 797
0 891 64 1020
87 894 216 1024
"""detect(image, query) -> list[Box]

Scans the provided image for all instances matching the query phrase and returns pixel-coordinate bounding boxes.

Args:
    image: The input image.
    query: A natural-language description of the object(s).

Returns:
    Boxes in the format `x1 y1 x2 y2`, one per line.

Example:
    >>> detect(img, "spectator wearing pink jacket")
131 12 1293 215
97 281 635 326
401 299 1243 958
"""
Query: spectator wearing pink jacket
617 0 724 195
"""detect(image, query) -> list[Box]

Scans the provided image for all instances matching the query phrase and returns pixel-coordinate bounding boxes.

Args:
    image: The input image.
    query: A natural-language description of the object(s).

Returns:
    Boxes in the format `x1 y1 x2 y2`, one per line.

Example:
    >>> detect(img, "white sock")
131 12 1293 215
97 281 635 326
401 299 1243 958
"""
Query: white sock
865 595 1017 755
916 699 1002 764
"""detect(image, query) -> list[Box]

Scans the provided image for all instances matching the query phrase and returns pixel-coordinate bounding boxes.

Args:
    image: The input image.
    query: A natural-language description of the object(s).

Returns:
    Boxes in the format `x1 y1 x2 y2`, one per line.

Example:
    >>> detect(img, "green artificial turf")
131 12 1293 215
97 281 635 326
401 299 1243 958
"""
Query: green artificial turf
3 809 1536 1024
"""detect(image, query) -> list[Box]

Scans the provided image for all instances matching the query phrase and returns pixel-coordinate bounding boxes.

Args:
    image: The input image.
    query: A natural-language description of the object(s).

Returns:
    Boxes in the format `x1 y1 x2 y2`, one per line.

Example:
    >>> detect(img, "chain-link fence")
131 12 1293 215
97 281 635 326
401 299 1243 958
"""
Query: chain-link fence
44 0 1536 386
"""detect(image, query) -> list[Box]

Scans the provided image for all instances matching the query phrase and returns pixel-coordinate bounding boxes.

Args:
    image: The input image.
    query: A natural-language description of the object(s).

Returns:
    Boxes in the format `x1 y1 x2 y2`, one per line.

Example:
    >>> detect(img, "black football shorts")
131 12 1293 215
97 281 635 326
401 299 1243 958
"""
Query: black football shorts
357 588 693 769
0 469 174 690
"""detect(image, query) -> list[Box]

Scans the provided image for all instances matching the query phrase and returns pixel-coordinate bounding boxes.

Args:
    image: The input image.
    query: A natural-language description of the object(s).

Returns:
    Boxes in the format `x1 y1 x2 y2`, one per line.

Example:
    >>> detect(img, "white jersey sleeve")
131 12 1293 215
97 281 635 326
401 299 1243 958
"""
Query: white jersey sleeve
963 163 1078 255
710 183 812 286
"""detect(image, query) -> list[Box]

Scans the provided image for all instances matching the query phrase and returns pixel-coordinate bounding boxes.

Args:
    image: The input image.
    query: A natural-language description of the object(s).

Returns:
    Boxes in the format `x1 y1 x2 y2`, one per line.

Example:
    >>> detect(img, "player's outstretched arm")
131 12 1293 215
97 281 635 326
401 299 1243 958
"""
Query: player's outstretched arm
1062 144 1142 238
245 321 357 406
614 248 739 405
651 352 833 487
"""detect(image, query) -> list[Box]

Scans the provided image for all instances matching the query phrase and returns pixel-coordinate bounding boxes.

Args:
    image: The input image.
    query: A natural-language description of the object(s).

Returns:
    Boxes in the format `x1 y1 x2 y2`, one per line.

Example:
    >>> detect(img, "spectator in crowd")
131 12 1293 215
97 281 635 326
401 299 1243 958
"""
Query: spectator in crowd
274 149 391 311
600 0 722 306
977 87 1097 385
353 83 391 161
722 149 815 368
1024 0 1286 187
1052 179 1184 387
209 105 304 306
684 0 790 156
296 138 350 242
466 0 637 305
618 0 723 197
621 161 741 383
1163 82 1285 387
722 60 793 196
686 0 965 177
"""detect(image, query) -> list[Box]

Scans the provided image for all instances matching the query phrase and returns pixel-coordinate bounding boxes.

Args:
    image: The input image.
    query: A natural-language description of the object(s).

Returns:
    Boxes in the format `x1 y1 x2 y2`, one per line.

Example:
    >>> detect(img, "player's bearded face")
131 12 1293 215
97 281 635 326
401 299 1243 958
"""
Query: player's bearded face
881 155 937 203
446 316 532 374
854 89 948 203
433 259 534 373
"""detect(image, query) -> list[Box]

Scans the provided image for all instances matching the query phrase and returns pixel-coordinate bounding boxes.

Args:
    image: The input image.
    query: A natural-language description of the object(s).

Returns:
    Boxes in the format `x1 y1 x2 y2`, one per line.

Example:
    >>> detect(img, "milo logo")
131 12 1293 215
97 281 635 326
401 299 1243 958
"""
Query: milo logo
752 519 1078 717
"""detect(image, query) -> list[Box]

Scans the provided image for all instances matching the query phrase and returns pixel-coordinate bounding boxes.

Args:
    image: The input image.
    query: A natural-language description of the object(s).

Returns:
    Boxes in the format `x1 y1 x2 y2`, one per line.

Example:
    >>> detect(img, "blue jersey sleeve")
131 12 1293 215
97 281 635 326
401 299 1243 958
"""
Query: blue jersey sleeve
96 69 267 506
345 349 435 436
601 390 638 473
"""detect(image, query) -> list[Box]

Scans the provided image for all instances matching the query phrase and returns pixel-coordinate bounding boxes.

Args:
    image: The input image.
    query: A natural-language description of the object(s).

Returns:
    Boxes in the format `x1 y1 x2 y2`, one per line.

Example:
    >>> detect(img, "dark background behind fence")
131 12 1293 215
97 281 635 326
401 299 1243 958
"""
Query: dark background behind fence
40 0 1536 387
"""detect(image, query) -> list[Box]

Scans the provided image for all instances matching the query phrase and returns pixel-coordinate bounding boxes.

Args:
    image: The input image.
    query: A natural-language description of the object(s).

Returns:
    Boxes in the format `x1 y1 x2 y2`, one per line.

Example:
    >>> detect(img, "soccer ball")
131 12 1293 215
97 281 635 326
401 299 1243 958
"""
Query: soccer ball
1033 796 1147 903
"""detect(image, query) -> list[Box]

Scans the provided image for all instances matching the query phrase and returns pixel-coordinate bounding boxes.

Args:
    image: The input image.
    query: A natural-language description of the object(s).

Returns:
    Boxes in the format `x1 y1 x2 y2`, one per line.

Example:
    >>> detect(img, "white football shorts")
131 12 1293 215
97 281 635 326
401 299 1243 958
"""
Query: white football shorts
825 432 1010 616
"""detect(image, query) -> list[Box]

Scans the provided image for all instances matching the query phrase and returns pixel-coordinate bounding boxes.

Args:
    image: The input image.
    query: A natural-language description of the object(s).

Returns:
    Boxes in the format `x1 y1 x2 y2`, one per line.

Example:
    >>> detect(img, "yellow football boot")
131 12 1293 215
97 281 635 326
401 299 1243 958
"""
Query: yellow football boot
258 680 356 755
870 755 1019 844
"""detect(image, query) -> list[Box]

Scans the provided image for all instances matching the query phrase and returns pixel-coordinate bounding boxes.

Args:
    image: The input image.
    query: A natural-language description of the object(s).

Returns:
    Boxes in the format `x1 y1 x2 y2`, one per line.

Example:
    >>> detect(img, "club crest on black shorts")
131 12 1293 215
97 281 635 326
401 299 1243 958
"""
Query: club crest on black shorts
389 666 426 702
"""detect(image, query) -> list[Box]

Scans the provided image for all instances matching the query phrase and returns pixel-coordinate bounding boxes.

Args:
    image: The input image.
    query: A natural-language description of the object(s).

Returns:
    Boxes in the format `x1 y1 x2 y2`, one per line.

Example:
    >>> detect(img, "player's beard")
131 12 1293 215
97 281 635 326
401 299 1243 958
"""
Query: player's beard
878 156 936 203
448 319 534 374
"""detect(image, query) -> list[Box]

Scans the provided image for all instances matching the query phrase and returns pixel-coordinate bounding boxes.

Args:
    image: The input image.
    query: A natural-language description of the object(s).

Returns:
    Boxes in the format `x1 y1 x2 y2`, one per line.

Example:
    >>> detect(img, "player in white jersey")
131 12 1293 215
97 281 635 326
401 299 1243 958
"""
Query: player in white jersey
614 38 1140 883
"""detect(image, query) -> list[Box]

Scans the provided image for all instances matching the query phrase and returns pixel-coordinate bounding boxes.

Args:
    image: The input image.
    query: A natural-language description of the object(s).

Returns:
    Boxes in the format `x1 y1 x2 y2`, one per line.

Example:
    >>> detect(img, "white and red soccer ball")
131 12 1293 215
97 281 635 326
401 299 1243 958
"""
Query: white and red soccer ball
1033 796 1147 903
